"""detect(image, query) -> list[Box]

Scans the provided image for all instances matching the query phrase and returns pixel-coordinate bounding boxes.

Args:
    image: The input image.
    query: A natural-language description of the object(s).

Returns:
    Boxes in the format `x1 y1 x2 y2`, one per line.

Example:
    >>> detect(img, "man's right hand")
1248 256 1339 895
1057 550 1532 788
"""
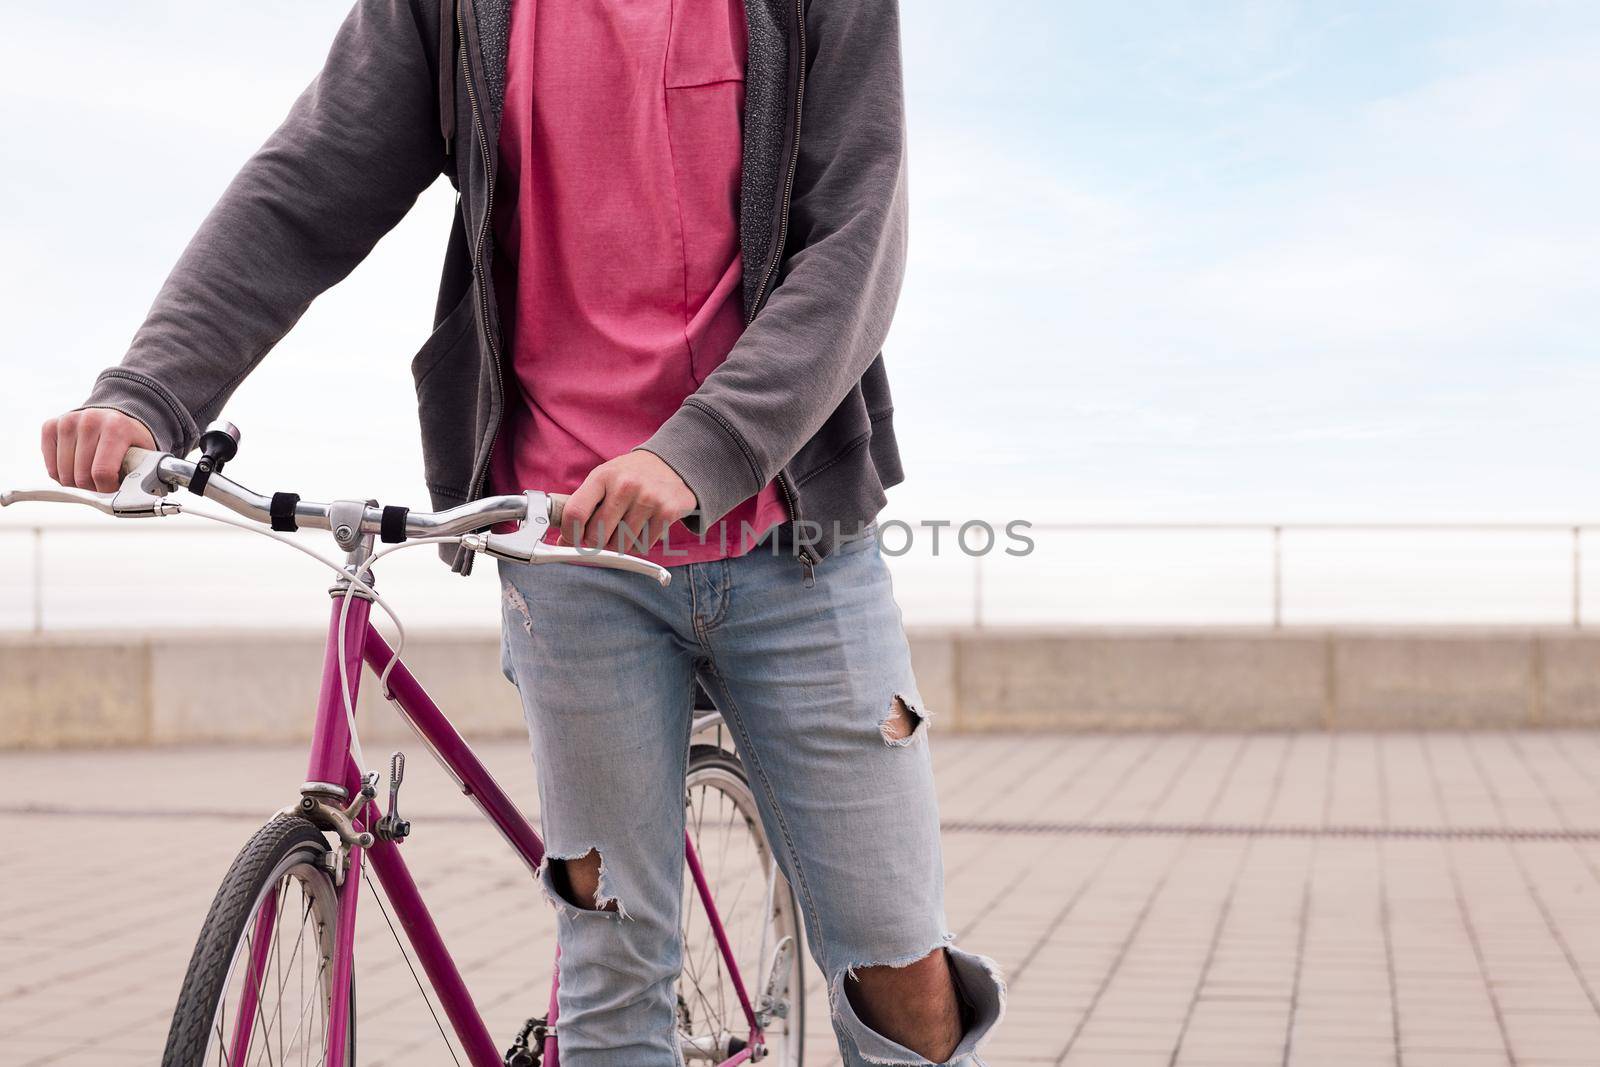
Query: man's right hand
41 408 157 492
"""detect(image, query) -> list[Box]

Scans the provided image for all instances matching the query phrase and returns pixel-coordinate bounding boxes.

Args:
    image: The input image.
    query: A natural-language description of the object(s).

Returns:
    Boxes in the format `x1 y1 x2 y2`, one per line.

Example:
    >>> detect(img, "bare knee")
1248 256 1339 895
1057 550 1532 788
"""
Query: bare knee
547 848 619 913
852 946 948 992
846 948 964 1061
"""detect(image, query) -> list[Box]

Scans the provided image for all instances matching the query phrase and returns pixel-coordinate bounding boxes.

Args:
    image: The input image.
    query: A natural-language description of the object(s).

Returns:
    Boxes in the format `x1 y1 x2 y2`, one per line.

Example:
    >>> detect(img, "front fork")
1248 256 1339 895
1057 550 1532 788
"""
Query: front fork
317 761 414 1063
326 839 363 1061
233 537 405 1063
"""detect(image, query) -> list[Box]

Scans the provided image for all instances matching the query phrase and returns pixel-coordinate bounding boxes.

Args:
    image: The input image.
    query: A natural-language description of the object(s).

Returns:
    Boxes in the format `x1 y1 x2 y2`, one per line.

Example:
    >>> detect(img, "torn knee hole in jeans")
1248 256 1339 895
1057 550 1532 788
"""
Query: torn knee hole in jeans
838 936 955 991
879 694 928 746
832 941 1008 1064
503 584 532 634
542 848 626 918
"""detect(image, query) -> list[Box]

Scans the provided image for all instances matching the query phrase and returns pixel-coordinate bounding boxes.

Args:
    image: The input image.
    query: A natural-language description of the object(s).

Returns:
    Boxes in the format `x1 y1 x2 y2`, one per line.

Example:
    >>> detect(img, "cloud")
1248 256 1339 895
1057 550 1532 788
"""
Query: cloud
1174 41 1600 345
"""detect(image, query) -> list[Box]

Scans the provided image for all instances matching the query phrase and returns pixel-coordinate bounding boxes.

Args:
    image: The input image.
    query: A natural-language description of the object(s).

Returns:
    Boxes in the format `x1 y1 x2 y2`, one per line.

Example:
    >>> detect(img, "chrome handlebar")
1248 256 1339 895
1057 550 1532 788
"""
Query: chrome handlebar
1 446 671 586
114 446 539 540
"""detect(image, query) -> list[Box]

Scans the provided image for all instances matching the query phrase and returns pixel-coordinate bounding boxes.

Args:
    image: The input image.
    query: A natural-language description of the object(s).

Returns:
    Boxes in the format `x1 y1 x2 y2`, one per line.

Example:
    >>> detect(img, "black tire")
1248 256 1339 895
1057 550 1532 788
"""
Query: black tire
163 814 353 1067
681 744 806 1066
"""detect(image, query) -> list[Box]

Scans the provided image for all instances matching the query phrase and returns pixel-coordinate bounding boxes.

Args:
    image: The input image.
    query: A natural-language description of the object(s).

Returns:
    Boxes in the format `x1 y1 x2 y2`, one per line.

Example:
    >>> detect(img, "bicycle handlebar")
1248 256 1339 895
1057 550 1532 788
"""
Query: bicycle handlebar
2 445 668 585
118 446 547 540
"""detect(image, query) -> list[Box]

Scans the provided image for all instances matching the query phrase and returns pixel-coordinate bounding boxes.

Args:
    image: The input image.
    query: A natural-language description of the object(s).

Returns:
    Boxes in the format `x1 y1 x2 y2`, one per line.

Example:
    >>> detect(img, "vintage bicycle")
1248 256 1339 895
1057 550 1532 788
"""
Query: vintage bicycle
2 422 805 1066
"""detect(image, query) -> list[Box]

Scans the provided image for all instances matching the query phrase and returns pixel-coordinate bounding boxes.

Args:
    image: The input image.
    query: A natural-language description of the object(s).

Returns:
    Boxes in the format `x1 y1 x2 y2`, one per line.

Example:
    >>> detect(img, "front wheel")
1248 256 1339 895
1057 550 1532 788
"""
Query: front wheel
163 814 353 1066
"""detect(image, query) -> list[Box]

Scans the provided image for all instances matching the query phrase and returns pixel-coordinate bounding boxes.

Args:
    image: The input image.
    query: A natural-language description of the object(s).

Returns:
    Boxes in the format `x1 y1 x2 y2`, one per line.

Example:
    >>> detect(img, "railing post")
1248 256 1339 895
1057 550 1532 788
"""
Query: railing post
1272 525 1283 629
973 554 984 630
32 526 44 634
1573 526 1582 630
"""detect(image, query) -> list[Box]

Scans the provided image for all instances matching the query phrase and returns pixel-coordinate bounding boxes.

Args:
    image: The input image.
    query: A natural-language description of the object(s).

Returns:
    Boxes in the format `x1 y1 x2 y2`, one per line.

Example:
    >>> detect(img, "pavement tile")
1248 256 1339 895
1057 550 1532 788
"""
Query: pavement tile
4 731 1600 1063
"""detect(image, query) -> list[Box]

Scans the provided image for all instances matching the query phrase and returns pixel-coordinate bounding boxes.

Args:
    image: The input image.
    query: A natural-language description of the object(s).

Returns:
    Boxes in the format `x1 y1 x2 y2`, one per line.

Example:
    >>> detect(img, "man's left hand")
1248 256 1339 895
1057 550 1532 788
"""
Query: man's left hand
561 450 698 554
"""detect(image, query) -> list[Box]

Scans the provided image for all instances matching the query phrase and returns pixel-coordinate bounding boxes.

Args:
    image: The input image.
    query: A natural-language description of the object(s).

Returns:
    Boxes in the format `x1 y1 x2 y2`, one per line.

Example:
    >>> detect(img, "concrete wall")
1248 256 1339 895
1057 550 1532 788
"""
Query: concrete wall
0 631 523 750
6 628 1600 748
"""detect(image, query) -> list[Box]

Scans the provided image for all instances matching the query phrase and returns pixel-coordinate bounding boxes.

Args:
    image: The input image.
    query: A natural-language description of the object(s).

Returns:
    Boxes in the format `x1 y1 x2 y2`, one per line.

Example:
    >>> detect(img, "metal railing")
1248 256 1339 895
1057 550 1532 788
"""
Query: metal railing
891 521 1593 630
2 520 1595 632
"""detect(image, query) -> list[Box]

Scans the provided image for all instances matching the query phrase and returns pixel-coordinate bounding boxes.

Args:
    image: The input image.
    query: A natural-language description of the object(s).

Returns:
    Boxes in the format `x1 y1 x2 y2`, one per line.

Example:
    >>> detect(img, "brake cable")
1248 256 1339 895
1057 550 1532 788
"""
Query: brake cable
175 503 459 777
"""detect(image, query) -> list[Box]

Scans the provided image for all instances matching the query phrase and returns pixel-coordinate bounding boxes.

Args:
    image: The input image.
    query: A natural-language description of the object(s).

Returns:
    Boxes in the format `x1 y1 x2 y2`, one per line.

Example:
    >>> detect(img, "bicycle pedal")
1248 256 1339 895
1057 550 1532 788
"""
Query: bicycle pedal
503 1015 549 1066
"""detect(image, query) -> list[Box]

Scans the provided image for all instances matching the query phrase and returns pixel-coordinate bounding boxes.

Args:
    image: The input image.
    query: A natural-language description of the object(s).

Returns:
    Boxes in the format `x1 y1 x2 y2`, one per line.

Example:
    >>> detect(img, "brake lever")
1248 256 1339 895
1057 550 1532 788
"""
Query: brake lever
461 490 673 587
1 453 178 517
0 485 119 514
527 542 674 585
110 451 178 516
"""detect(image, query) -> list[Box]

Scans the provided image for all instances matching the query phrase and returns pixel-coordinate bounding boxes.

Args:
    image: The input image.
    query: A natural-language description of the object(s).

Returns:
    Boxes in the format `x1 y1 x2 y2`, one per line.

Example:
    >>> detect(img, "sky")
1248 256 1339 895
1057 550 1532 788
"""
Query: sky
2 1 1599 627
893 0 1600 523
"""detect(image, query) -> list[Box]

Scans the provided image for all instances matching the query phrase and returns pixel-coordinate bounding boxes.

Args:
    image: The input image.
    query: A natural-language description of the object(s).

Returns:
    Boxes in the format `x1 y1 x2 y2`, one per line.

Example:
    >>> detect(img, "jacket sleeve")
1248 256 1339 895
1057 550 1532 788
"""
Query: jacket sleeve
81 0 448 453
637 0 908 527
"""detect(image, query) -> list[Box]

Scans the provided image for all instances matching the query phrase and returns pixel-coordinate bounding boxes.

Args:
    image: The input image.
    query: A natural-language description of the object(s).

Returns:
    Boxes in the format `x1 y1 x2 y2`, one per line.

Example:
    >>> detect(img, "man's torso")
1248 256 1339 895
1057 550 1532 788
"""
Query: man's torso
487 0 787 564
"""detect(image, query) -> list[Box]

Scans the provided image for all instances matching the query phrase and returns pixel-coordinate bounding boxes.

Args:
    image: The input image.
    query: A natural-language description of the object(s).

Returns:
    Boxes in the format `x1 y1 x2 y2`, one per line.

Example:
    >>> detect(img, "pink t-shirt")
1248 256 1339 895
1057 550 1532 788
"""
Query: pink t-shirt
487 0 787 565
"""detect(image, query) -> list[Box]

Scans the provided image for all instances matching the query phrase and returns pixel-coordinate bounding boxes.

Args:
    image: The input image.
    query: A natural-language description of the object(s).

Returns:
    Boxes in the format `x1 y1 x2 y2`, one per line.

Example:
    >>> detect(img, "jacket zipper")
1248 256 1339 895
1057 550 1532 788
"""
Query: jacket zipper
460 1 503 507
748 0 810 568
746 0 805 321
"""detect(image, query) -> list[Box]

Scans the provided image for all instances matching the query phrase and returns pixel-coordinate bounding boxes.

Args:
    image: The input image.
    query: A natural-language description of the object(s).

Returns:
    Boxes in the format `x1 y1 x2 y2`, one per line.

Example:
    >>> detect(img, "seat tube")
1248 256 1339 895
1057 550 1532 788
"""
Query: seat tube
306 593 373 794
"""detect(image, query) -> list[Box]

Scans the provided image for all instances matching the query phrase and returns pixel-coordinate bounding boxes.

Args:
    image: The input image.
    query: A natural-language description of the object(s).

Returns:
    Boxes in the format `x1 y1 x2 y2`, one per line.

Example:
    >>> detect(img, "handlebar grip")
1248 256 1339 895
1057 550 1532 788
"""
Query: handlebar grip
549 492 569 528
120 446 158 478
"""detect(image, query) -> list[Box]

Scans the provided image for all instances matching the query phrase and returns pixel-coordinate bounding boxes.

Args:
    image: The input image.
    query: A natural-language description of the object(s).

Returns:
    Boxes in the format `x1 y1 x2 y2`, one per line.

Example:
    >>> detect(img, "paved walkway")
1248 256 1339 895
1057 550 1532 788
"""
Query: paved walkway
4 732 1600 1065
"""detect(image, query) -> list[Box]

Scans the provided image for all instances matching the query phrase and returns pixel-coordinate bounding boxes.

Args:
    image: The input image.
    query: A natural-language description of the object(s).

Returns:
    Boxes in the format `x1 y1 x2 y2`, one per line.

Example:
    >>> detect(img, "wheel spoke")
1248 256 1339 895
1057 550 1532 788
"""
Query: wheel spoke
216 995 229 1067
272 956 330 1063
274 878 289 1066
249 892 317 1067
248 924 280 1067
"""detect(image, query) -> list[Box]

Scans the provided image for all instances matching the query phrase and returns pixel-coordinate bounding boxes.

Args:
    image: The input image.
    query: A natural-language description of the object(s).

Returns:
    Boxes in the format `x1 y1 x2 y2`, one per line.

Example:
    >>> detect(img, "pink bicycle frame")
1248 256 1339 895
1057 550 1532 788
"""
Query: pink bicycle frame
227 592 767 1066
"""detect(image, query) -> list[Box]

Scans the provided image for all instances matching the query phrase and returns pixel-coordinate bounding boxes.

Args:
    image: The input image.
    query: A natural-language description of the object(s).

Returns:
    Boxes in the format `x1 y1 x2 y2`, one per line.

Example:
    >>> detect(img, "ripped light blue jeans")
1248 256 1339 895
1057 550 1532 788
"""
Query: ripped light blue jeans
497 527 1004 1065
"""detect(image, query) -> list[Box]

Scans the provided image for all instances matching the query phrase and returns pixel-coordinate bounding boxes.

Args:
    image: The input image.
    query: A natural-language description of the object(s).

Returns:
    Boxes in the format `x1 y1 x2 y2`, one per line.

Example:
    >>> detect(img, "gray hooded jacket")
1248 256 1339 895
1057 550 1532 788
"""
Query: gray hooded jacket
82 0 907 573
